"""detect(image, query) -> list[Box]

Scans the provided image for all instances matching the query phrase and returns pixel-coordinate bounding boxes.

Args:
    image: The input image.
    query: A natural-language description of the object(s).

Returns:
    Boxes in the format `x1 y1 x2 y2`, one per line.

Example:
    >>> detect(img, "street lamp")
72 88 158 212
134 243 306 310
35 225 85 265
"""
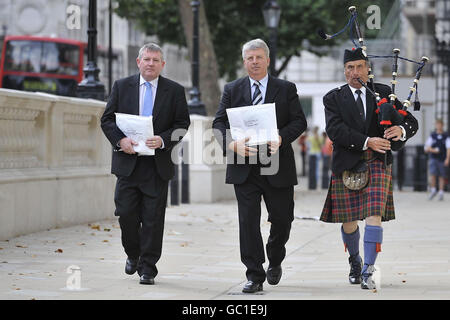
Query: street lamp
77 0 105 101
187 0 206 115
262 0 281 76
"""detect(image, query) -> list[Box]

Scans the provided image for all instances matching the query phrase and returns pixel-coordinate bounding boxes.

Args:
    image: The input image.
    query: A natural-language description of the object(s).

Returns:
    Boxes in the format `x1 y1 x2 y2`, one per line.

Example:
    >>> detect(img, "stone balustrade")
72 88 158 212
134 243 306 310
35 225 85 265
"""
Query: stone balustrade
0 89 235 240
0 88 115 240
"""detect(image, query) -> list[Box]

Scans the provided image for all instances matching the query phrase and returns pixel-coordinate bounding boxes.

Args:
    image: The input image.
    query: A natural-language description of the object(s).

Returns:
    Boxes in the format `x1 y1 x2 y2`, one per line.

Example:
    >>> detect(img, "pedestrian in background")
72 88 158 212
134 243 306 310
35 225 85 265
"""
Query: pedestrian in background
424 119 450 201
321 131 333 188
307 126 323 187
298 130 308 176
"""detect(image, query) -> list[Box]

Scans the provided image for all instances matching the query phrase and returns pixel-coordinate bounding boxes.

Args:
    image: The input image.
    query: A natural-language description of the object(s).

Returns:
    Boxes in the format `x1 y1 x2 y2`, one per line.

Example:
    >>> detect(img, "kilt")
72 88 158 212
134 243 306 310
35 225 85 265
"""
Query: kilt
320 149 395 223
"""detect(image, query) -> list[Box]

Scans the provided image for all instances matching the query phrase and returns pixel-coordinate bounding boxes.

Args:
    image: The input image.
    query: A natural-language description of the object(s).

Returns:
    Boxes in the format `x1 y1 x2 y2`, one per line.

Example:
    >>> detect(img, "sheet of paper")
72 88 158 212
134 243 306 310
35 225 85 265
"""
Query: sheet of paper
226 103 278 146
115 113 155 155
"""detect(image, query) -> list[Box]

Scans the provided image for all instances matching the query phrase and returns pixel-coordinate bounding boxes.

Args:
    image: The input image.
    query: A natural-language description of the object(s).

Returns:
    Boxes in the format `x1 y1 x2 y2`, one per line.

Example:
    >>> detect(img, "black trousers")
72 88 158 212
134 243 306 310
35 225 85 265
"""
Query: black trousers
233 165 294 283
114 156 169 277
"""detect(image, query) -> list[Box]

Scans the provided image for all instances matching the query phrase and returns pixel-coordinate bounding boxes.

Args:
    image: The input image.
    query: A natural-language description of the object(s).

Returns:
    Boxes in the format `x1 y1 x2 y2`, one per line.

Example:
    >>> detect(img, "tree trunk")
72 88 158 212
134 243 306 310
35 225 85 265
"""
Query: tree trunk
178 0 221 116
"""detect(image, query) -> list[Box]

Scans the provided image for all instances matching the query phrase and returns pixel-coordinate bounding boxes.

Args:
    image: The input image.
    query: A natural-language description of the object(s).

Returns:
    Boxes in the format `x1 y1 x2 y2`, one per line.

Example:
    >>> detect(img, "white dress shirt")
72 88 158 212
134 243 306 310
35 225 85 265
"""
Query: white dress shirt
249 74 269 104
139 75 159 116
349 85 367 118
139 74 164 151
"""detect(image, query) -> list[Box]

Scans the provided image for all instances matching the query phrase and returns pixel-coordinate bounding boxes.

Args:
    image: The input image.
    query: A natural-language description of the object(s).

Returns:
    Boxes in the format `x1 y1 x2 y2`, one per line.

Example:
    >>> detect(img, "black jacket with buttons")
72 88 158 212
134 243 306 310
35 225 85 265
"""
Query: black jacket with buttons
324 83 418 175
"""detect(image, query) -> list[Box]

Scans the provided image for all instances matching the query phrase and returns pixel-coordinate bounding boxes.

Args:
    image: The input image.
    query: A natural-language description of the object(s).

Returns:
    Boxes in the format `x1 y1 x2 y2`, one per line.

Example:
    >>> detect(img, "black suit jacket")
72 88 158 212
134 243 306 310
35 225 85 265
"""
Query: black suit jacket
212 75 307 188
101 74 190 180
324 83 418 175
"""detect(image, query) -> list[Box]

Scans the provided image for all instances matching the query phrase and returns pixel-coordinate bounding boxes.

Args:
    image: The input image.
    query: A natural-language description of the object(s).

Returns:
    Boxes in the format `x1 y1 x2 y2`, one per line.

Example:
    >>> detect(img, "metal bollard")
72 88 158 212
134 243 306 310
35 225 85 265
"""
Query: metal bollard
308 154 317 190
396 147 405 191
181 140 190 204
413 145 427 192
321 155 331 189
170 164 180 205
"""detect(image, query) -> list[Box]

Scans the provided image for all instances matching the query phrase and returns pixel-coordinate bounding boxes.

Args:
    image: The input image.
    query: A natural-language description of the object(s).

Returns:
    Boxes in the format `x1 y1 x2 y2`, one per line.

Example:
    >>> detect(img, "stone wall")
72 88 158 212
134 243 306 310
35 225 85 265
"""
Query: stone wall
0 89 115 240
0 89 236 240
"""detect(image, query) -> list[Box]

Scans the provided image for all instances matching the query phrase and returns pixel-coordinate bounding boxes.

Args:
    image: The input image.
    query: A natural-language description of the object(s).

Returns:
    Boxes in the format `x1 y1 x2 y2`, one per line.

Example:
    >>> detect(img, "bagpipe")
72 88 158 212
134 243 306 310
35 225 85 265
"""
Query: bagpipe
318 5 429 128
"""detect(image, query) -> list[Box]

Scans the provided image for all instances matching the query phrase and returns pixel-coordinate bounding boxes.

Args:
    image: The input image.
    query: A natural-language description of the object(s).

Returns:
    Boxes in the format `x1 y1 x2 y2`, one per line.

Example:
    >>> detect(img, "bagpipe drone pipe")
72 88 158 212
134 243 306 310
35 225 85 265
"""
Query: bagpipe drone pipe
318 5 429 129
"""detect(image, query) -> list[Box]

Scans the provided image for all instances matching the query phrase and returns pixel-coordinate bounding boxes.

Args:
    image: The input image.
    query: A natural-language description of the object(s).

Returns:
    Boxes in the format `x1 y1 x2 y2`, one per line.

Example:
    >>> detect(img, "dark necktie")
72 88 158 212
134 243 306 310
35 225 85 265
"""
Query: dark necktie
355 89 365 120
252 81 263 105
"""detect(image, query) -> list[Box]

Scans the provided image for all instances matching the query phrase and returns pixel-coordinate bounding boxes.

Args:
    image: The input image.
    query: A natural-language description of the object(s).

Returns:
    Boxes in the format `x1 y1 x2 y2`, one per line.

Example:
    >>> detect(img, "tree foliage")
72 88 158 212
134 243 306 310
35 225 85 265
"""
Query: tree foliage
115 0 395 80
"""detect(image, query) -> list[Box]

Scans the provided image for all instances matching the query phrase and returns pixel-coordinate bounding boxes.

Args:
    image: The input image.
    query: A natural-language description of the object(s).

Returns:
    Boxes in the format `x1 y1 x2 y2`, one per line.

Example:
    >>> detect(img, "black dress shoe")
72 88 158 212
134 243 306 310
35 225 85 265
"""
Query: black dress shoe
348 255 362 284
242 281 263 293
139 274 155 285
266 265 282 285
125 258 139 275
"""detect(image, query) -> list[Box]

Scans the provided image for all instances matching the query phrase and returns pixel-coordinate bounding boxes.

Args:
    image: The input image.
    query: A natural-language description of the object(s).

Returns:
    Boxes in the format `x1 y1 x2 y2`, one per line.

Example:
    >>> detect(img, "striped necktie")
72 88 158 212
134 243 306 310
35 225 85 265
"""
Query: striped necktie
142 82 153 117
252 81 263 105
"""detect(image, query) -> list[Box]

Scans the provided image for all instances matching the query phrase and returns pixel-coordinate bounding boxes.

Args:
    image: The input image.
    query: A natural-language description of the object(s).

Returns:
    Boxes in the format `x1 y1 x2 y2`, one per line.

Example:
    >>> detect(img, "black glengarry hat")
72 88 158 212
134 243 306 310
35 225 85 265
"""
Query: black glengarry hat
343 47 368 64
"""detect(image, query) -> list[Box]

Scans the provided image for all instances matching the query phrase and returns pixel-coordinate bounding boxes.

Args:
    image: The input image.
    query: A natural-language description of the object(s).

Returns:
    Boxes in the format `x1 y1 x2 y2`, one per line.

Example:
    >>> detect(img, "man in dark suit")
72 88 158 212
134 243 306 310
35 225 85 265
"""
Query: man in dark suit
320 48 418 289
101 43 190 285
212 39 307 293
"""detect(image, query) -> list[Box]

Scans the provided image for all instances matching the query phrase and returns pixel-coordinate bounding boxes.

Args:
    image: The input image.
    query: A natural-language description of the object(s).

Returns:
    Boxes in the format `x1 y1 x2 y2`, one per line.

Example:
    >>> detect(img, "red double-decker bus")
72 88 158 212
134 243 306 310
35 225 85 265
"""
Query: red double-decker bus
0 35 84 97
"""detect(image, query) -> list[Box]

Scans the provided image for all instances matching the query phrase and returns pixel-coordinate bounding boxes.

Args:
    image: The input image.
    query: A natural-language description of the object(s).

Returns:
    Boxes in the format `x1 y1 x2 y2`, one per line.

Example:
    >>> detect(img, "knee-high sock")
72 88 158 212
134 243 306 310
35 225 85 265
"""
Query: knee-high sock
362 225 383 275
341 226 360 257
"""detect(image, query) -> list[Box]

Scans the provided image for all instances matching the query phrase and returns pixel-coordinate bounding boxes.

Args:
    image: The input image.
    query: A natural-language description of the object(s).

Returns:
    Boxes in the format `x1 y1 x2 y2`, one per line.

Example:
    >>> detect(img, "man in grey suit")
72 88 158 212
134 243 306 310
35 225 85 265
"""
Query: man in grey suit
101 43 190 285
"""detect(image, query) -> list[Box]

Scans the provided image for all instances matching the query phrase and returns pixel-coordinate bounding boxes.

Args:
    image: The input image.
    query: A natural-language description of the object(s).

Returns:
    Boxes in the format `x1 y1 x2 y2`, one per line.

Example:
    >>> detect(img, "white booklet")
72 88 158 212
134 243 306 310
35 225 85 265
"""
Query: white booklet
115 113 154 155
226 103 278 146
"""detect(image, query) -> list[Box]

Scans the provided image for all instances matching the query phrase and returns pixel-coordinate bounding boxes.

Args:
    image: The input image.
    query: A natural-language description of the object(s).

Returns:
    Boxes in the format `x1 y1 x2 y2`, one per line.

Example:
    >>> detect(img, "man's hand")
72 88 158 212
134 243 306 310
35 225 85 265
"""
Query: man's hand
228 137 257 157
383 126 402 141
425 146 439 154
367 137 391 154
119 137 138 154
267 136 282 154
445 158 449 167
146 136 163 149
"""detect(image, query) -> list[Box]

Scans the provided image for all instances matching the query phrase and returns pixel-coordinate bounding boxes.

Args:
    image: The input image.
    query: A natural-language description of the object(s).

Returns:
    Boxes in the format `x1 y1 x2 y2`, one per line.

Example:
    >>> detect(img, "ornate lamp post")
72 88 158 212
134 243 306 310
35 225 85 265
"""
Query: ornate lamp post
187 0 206 115
262 0 281 76
77 0 105 101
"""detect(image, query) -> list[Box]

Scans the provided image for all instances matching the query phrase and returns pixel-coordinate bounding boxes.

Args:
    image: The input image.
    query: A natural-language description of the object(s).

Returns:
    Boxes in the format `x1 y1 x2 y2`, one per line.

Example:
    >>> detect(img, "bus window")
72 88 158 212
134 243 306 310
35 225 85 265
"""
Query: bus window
4 40 79 75
42 42 59 73
57 43 79 76
29 42 42 73
4 40 41 72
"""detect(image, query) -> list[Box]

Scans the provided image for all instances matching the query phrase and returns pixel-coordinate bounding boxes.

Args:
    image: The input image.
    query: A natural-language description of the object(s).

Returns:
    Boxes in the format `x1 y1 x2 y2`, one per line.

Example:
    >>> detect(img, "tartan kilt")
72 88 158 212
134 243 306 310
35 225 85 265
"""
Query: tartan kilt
320 149 395 223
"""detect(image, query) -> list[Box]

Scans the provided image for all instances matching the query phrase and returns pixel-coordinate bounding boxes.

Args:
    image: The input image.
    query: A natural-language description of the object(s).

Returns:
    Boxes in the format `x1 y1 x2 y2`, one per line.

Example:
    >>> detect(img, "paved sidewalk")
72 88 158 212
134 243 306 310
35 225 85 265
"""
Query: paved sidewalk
0 184 449 300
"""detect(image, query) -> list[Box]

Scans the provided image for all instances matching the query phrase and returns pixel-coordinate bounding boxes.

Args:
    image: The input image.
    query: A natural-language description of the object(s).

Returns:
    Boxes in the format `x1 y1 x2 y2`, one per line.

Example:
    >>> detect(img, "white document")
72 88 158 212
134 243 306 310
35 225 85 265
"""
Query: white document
115 113 154 155
226 103 278 146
